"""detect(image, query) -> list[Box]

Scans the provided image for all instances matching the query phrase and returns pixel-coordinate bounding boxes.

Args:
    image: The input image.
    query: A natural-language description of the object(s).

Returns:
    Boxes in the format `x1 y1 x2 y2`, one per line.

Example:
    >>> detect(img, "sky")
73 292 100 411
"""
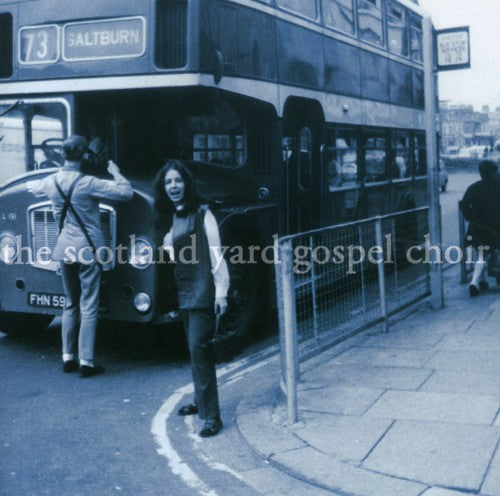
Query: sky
418 0 500 111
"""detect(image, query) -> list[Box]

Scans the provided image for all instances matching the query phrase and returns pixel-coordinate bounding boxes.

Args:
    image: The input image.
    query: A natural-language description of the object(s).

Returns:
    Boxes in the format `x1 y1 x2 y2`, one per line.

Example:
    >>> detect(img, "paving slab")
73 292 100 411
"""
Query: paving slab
363 420 500 491
358 331 445 349
272 446 425 496
424 350 500 374
365 390 498 424
434 334 500 352
237 409 306 458
291 412 393 461
482 445 500 496
298 385 384 415
419 370 500 396
389 319 471 334
334 346 436 368
241 466 337 496
301 363 432 391
420 488 478 496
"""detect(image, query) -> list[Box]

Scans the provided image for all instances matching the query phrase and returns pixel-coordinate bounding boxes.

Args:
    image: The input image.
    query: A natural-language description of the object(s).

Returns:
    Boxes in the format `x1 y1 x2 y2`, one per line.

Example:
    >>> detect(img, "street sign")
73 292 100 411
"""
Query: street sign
435 26 470 71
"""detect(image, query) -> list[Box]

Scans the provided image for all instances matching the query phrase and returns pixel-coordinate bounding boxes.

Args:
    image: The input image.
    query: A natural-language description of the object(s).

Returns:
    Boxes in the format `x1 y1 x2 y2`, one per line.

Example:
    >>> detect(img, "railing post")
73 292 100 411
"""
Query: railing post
279 238 299 425
375 217 388 333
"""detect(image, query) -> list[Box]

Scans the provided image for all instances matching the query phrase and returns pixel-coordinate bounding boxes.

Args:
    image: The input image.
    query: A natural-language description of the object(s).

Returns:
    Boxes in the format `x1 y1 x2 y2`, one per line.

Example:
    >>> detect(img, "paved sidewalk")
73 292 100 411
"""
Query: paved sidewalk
236 269 500 496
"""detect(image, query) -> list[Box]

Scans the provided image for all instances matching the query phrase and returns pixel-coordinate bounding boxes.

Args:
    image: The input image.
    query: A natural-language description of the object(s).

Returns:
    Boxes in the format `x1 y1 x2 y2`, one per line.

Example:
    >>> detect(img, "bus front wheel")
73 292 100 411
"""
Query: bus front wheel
0 312 53 336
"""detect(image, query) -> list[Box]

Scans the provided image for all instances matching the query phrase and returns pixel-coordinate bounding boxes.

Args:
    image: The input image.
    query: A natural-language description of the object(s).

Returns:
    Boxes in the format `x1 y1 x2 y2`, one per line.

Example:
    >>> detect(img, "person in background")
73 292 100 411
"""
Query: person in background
28 135 133 376
153 159 229 437
39 141 64 169
459 160 500 296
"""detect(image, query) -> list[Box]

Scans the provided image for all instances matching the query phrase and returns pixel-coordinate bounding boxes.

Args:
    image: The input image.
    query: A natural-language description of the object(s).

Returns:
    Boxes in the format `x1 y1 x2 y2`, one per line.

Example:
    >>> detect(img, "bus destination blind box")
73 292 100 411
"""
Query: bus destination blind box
18 16 146 65
435 26 470 71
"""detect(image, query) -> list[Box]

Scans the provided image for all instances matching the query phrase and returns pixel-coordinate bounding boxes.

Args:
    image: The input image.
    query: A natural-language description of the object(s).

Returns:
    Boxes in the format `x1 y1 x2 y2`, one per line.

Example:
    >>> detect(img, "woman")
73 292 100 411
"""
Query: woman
154 159 229 437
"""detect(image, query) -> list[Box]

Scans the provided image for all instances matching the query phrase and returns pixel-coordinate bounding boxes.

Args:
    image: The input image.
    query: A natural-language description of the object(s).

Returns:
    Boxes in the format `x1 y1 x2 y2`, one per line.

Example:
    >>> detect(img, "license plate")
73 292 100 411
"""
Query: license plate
28 292 66 309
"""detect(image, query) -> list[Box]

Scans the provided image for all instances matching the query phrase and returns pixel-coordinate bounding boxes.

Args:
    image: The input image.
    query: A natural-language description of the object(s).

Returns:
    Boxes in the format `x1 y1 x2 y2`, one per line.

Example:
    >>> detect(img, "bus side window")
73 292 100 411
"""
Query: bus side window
413 133 427 176
364 134 387 182
298 126 312 191
391 131 410 179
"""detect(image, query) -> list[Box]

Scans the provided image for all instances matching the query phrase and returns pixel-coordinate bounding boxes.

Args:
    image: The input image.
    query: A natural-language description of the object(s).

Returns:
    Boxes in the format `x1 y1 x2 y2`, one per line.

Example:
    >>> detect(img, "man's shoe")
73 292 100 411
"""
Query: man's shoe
199 418 223 437
479 280 490 291
178 403 198 416
79 364 104 378
469 284 480 297
62 360 79 373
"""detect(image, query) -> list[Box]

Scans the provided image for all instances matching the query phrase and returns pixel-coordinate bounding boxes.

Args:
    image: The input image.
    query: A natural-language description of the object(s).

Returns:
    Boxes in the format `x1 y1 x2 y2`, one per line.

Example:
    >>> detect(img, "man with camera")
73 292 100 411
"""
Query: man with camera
28 135 133 377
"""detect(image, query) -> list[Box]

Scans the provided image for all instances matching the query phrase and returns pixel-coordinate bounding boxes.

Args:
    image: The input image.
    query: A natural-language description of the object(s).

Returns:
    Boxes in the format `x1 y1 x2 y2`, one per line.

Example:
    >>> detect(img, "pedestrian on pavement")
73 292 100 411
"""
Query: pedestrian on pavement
27 135 133 377
459 159 500 296
154 159 229 437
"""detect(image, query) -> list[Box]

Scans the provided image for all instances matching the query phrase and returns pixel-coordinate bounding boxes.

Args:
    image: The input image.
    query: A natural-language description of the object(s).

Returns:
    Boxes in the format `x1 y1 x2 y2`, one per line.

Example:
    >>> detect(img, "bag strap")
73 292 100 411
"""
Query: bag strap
55 174 85 233
54 175 102 269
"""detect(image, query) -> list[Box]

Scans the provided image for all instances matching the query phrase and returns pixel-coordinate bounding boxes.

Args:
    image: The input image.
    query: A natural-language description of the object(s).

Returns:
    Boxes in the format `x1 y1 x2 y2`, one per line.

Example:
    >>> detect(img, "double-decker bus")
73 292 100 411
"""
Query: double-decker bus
0 0 432 351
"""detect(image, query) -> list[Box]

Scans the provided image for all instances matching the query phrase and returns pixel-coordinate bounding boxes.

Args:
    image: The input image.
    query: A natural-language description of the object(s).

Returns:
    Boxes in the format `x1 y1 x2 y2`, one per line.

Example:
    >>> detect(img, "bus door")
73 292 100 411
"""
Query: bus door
283 126 321 234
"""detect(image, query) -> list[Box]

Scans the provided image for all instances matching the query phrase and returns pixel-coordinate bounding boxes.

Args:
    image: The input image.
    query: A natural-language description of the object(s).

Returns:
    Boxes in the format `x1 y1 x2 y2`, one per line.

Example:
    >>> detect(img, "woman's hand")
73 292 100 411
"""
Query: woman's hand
214 297 228 315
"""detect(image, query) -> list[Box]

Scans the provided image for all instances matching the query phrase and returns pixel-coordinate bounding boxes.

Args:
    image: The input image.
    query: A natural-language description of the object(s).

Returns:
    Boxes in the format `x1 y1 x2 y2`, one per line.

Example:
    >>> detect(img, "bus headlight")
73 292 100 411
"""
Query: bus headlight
128 237 153 269
0 233 18 264
134 292 152 314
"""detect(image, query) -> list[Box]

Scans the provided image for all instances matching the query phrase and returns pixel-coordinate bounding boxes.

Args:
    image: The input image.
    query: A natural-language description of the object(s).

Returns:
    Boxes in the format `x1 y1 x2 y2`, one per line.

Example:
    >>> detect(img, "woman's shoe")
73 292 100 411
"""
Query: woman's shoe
199 418 223 437
178 403 198 416
469 284 480 297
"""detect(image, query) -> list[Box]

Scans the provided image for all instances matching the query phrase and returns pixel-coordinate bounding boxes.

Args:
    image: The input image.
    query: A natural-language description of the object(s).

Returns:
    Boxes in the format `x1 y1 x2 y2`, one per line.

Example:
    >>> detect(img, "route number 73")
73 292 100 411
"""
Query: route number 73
19 25 59 65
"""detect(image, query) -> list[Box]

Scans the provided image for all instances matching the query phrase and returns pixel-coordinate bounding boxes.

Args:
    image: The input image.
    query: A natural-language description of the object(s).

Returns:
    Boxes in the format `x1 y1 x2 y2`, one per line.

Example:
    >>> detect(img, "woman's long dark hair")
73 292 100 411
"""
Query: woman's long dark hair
153 159 199 235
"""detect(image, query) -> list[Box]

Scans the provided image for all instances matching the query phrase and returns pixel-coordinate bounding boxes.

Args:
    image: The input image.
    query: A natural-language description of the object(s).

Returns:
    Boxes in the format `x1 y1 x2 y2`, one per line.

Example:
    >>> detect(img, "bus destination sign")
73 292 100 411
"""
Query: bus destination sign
19 25 60 65
63 17 146 61
435 26 470 71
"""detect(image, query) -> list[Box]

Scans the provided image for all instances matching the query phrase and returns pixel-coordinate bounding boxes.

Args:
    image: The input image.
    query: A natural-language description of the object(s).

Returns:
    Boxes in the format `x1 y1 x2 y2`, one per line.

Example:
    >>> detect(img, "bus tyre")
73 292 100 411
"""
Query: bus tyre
212 238 262 363
0 312 53 336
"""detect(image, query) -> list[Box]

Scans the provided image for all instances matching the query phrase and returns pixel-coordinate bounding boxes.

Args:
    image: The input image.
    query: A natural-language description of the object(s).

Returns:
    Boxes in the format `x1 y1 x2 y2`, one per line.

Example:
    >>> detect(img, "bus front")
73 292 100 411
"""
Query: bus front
0 0 278 339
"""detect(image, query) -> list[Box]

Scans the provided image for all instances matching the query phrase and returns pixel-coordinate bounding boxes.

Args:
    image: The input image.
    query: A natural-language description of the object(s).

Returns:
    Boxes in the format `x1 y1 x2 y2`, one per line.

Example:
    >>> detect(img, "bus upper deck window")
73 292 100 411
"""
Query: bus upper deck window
357 0 384 46
322 0 355 35
410 15 423 62
276 0 318 20
388 2 408 56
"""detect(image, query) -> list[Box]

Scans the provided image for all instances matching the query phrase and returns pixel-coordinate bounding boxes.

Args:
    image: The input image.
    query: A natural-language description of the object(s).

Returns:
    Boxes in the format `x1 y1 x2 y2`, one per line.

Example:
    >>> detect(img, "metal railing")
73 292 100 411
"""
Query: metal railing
275 207 431 424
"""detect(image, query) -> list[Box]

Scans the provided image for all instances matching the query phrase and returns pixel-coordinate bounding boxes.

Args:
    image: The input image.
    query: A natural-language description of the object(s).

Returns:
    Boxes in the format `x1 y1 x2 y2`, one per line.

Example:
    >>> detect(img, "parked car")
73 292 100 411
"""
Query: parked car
439 159 448 192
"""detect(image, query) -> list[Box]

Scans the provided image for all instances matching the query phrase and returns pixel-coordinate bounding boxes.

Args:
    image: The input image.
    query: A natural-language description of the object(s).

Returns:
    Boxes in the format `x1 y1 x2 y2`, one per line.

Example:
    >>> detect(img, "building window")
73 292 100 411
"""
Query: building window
387 2 408 56
322 0 355 35
357 0 384 46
